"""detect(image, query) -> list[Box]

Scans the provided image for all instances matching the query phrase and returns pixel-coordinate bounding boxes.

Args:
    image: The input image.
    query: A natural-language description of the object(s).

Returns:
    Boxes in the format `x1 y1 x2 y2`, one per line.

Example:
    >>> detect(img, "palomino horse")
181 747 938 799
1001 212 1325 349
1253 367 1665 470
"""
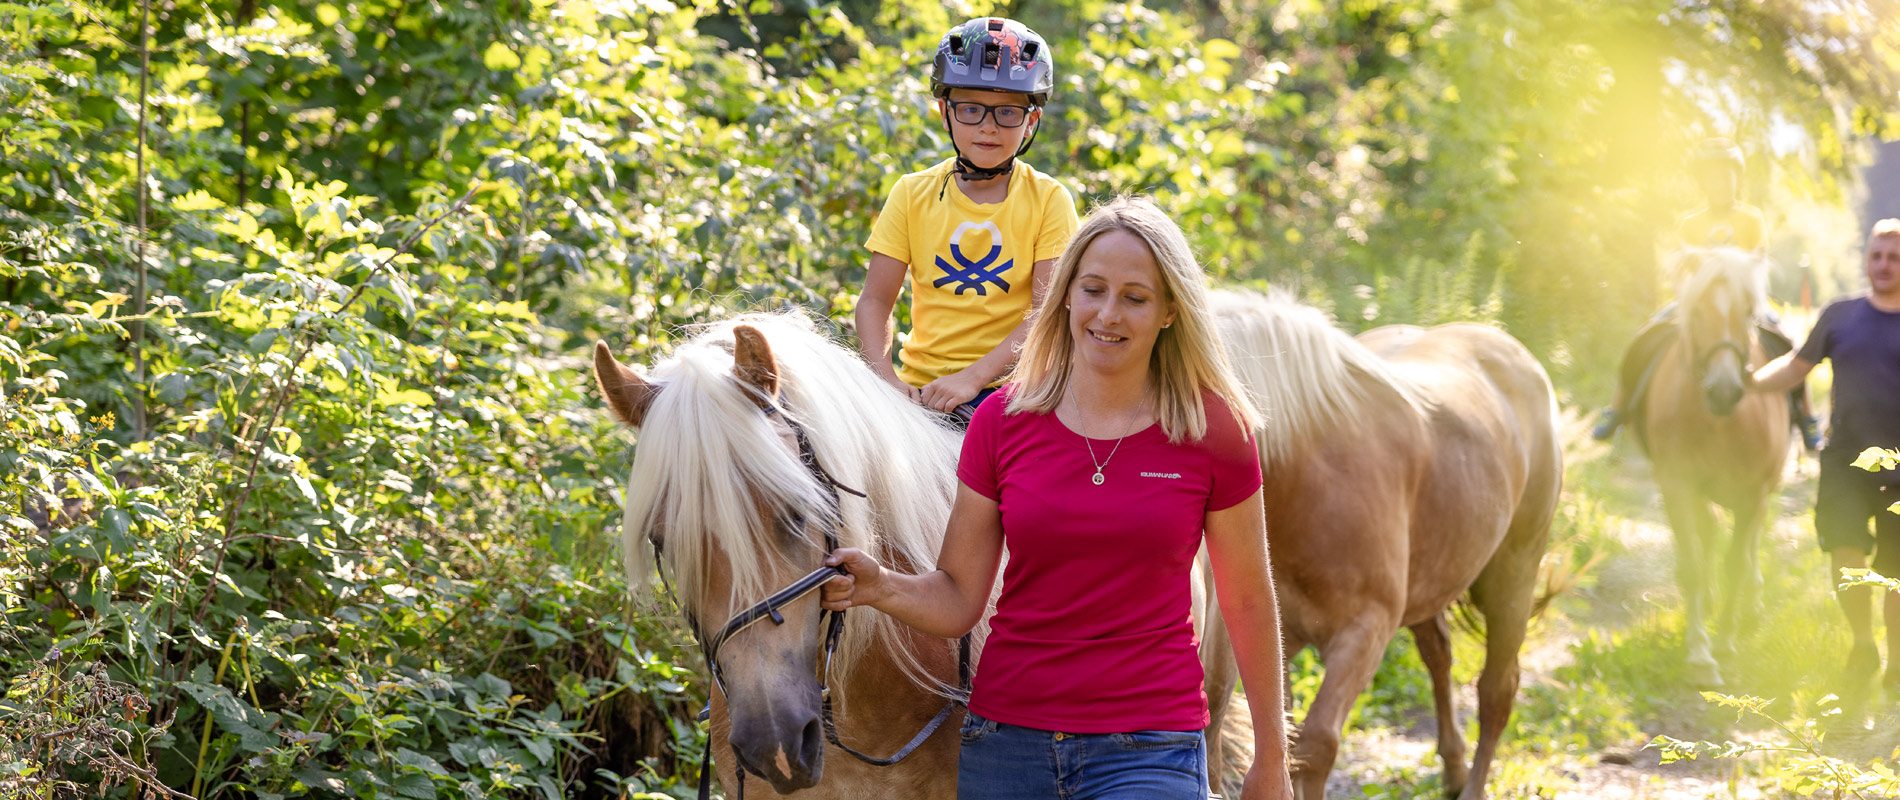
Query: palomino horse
1634 248 1790 687
598 313 1230 797
594 313 970 798
1203 290 1562 800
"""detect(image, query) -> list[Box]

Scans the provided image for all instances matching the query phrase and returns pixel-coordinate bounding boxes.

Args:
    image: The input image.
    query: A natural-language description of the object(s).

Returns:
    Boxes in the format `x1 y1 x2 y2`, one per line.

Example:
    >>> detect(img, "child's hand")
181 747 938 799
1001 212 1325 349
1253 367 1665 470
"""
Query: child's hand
920 371 985 413
879 373 924 404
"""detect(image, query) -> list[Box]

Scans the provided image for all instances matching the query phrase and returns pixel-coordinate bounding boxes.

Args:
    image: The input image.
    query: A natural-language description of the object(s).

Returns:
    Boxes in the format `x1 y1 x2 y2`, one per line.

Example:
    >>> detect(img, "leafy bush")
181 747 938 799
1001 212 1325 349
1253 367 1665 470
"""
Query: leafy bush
1 174 708 798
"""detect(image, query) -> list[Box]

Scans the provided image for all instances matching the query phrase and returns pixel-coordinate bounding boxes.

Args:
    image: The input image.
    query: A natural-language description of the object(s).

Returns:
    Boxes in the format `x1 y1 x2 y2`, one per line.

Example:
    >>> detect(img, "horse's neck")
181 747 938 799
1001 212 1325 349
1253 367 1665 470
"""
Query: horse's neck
820 621 961 799
832 623 954 722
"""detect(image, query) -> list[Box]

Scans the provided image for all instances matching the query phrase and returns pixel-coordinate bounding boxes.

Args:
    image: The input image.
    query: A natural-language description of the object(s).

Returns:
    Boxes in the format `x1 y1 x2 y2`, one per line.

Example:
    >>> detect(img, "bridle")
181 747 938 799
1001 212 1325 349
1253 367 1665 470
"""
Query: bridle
651 399 971 800
1691 337 1750 383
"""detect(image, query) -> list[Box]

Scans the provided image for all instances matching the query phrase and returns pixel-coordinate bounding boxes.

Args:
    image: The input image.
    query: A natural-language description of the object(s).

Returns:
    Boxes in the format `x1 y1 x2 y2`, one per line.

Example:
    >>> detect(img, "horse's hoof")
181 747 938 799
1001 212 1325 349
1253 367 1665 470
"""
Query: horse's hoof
1439 765 1469 799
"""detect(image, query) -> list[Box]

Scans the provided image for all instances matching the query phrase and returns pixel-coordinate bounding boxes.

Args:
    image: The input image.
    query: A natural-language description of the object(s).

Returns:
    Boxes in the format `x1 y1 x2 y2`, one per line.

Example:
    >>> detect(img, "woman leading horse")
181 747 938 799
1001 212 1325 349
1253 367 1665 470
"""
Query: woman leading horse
821 196 1294 800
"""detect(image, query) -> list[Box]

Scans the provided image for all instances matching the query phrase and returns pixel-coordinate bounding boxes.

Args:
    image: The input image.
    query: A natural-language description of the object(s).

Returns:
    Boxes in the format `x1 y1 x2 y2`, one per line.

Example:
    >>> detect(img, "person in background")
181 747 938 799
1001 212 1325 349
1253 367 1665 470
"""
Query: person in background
1593 138 1822 450
1750 219 1900 691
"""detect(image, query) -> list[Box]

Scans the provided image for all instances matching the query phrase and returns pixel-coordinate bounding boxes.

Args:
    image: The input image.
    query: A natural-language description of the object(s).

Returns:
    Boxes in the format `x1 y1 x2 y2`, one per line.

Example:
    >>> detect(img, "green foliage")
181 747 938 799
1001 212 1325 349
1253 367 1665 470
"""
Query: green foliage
1853 446 1900 518
1651 693 1900 799
2 170 707 797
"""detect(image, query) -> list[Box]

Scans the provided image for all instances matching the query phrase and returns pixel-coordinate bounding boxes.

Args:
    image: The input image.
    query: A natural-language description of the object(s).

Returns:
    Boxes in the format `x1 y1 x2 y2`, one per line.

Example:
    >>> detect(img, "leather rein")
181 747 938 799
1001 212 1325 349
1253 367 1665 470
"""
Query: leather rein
651 401 971 800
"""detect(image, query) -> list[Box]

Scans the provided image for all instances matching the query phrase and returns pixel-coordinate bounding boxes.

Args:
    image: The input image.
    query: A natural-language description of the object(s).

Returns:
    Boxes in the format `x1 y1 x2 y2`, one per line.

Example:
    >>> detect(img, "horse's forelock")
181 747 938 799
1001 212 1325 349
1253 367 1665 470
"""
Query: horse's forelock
618 311 967 696
624 343 832 613
1677 247 1769 316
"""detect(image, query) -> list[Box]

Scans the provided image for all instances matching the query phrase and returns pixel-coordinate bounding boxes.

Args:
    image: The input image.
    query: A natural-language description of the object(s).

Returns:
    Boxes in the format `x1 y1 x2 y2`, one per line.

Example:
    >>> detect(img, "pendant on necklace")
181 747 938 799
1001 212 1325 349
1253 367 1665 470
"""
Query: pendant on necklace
1092 471 1105 486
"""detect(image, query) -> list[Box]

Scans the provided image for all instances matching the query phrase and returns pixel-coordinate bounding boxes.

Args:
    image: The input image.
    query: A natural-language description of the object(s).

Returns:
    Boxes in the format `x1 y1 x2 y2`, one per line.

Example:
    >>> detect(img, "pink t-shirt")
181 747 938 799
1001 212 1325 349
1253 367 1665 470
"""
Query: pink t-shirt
957 387 1262 733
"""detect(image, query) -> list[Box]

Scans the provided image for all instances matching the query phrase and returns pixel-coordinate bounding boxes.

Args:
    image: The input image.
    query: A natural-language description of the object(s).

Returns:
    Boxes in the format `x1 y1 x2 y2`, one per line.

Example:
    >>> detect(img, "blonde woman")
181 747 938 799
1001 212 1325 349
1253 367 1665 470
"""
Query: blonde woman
823 196 1292 799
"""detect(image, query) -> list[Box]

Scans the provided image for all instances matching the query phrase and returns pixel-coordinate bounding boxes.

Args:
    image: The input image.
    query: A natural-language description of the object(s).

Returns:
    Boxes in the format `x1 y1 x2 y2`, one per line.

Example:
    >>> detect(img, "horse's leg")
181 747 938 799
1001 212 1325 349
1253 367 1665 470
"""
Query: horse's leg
1460 550 1539 800
1292 624 1391 800
1716 496 1771 656
1658 483 1721 686
1409 613 1468 798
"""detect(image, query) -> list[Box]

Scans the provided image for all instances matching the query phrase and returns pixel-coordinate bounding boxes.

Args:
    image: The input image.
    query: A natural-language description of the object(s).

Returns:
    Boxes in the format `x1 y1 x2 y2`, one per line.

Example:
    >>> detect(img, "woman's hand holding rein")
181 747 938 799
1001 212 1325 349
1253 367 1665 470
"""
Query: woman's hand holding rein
820 483 1007 639
820 548 890 611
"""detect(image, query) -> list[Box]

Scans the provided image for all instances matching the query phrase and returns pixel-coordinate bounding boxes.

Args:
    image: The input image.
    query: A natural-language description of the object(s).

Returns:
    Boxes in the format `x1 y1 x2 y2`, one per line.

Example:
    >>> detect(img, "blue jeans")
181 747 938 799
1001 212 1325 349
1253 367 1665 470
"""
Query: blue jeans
957 711 1211 800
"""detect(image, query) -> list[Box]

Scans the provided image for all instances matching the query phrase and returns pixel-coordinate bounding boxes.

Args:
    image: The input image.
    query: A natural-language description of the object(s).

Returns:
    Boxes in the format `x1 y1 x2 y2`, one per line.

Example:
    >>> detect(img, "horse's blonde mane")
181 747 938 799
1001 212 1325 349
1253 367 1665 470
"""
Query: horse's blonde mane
1211 289 1429 468
619 311 965 693
1675 247 1769 315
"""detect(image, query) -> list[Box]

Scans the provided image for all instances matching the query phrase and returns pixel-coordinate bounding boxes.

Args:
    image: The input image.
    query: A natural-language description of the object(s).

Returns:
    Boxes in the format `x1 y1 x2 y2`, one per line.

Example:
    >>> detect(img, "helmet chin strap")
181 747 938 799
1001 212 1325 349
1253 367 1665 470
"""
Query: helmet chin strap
952 153 1014 180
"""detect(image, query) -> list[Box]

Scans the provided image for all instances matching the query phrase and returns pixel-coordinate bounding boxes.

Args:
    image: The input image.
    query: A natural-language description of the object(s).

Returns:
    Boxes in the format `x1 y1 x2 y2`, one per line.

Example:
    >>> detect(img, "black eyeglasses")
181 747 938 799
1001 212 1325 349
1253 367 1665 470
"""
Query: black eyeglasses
949 101 1035 128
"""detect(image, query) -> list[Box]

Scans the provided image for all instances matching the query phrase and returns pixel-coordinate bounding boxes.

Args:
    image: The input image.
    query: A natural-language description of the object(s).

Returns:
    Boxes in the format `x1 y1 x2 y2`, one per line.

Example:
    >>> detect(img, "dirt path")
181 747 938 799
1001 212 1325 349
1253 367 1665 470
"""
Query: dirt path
1212 416 1873 798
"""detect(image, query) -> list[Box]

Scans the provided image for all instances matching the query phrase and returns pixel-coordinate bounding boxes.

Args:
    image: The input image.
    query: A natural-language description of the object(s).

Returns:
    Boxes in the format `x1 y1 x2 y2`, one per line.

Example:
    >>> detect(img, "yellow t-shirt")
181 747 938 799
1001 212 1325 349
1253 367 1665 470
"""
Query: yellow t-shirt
1678 204 1765 250
866 158 1079 388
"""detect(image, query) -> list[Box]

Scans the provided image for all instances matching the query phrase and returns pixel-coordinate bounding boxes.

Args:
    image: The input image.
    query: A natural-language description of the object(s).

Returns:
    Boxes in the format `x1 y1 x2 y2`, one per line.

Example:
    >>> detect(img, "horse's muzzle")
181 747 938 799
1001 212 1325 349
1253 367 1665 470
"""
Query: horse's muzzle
730 707 826 792
1704 379 1744 416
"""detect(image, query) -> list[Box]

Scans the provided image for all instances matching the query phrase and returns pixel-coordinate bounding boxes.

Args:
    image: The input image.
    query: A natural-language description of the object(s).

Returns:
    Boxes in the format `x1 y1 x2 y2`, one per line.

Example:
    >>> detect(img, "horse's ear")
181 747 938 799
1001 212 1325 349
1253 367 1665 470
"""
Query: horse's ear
595 341 658 427
732 324 779 406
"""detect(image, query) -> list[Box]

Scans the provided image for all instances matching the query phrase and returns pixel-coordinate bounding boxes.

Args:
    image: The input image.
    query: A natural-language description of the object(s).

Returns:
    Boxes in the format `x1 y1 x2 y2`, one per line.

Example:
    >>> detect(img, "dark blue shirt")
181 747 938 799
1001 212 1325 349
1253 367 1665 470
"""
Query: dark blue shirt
1796 295 1900 454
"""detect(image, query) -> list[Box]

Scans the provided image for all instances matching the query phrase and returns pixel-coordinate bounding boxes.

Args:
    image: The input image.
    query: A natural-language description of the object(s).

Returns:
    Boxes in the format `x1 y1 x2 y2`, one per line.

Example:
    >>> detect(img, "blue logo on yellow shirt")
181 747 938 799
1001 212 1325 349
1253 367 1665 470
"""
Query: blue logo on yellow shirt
934 221 1013 296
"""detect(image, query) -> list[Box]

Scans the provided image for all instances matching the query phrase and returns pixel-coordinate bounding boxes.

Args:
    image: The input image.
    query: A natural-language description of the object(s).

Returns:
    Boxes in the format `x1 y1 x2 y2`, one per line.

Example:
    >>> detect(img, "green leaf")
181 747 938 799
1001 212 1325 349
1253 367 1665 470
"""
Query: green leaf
473 673 511 700
1853 447 1900 472
187 621 219 648
101 507 132 543
174 190 225 212
176 681 279 753
392 773 436 799
292 472 319 504
394 748 449 778
484 42 521 71
387 274 417 321
380 389 433 408
523 736 554 765
156 371 191 404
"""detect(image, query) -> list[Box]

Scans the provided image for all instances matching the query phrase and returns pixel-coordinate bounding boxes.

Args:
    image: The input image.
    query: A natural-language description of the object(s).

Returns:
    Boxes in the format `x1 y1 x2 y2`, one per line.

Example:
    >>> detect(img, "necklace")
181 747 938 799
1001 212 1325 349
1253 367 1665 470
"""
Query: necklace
1067 386 1150 486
